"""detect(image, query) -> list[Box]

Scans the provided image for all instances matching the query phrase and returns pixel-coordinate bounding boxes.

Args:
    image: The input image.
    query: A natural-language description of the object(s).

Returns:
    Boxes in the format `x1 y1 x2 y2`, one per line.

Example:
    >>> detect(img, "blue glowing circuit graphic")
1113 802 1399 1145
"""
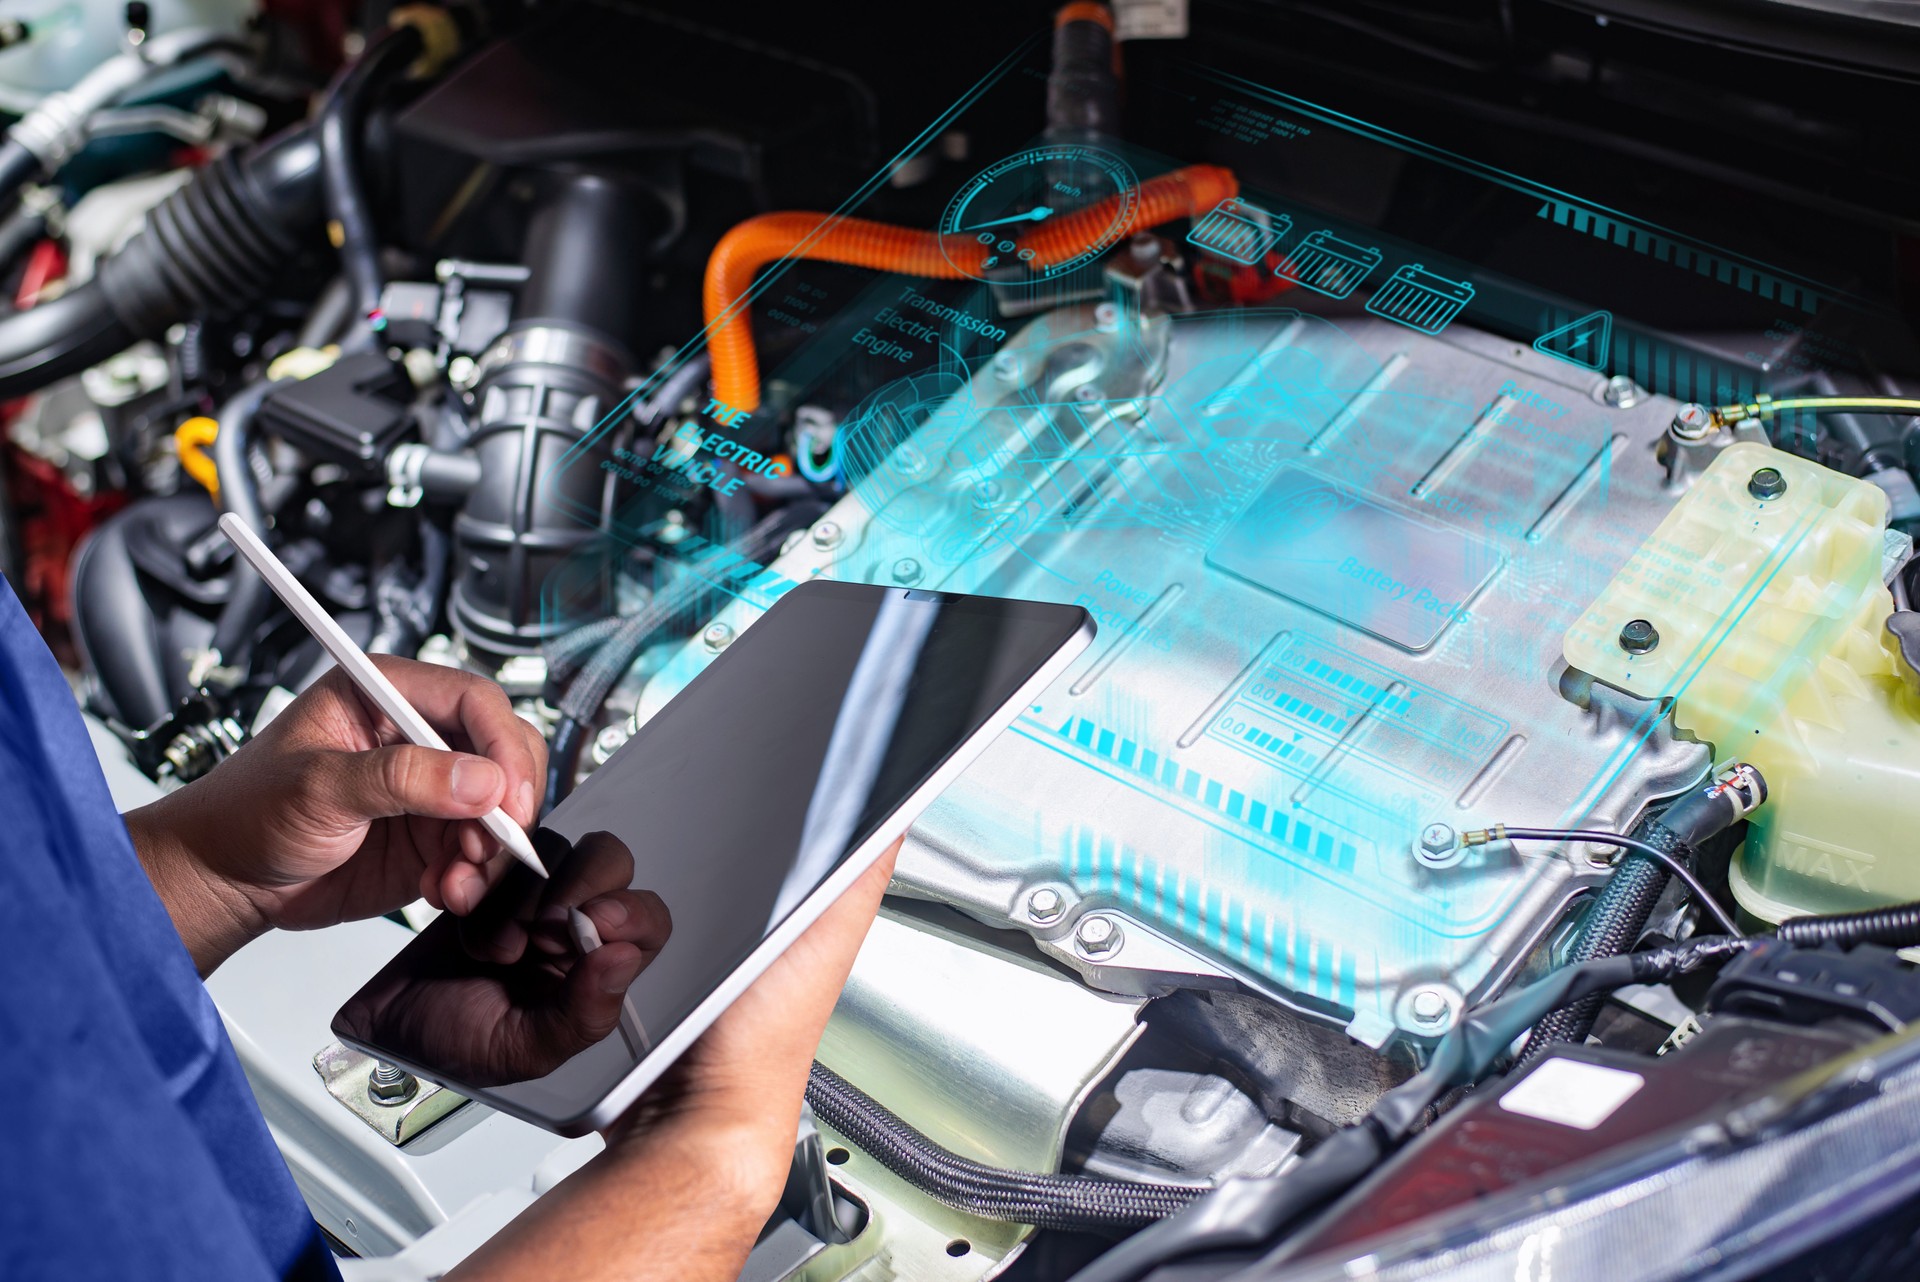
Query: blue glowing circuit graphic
542 38 1892 1036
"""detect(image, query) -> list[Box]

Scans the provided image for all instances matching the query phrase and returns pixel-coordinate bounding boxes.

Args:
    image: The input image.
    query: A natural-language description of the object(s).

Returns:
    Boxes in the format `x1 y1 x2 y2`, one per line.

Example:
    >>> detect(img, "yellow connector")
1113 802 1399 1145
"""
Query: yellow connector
175 416 221 497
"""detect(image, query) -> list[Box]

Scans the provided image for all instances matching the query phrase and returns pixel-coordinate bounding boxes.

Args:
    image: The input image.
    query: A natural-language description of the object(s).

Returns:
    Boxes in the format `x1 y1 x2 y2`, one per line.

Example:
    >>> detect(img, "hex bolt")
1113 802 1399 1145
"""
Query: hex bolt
1670 403 1714 442
1075 914 1122 957
810 521 843 550
701 622 734 651
1410 989 1449 1027
1419 823 1457 858
1602 374 1642 409
1073 383 1103 402
1618 618 1660 655
891 557 924 585
1093 301 1122 332
1027 887 1064 923
972 479 1002 507
1748 467 1788 501
992 351 1021 382
367 1062 419 1106
590 722 630 766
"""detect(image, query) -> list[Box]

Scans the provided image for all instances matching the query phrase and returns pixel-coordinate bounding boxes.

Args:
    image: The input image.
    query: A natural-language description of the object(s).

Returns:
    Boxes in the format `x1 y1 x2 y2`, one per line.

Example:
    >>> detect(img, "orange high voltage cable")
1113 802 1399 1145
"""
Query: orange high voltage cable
701 164 1239 412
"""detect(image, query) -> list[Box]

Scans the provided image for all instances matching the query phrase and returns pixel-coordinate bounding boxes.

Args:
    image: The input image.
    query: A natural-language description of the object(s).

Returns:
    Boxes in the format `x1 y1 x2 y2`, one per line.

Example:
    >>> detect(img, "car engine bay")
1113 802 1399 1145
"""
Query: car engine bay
8 0 1920 1278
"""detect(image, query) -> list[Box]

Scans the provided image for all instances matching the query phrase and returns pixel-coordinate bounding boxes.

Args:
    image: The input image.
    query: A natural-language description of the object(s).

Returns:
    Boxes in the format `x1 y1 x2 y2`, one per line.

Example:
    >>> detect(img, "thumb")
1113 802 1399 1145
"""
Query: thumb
319 743 506 825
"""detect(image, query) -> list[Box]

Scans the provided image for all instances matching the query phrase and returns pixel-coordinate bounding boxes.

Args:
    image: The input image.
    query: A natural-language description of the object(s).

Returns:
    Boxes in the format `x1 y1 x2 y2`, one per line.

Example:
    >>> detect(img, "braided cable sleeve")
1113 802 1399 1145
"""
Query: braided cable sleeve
1514 821 1680 1068
806 1062 1202 1232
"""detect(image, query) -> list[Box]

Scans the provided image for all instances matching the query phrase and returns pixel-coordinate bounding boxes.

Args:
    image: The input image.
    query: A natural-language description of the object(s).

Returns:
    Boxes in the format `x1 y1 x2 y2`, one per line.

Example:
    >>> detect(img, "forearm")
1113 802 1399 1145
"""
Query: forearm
123 795 267 975
447 1116 790 1282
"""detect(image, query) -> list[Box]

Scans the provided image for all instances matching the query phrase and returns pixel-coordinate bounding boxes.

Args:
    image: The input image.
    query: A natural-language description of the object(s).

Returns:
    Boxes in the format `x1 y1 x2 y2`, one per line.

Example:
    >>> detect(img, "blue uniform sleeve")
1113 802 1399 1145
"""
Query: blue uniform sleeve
0 576 340 1282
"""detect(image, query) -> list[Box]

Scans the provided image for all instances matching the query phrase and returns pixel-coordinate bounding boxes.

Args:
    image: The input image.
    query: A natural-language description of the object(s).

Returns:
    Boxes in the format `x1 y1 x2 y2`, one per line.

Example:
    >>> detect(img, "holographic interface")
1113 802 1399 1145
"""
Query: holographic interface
539 31 1920 1042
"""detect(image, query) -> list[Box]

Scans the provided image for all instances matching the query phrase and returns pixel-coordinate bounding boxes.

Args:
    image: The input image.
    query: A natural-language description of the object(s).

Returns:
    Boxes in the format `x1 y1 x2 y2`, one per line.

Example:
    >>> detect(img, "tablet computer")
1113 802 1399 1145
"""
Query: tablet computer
333 580 1093 1134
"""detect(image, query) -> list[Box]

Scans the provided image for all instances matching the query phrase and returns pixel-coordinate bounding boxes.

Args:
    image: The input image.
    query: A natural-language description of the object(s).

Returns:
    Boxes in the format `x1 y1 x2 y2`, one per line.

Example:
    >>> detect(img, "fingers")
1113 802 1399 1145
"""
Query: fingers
316 741 508 825
370 656 546 829
546 830 638 906
536 940 648 1051
578 888 672 955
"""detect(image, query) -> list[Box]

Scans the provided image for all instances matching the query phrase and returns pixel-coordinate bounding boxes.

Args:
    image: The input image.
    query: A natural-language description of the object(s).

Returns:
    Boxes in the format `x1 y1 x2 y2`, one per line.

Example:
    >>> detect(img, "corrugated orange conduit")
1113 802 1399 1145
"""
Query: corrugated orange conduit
702 163 1238 412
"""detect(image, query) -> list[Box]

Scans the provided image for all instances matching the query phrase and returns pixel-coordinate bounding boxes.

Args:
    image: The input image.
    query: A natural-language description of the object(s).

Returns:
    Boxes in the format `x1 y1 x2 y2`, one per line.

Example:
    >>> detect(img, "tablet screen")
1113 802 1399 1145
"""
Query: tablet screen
333 581 1087 1127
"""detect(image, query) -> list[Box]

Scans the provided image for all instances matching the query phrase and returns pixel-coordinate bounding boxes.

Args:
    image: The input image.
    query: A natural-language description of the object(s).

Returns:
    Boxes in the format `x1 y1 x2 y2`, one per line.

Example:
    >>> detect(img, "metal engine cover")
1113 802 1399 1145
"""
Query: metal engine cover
637 304 1707 1045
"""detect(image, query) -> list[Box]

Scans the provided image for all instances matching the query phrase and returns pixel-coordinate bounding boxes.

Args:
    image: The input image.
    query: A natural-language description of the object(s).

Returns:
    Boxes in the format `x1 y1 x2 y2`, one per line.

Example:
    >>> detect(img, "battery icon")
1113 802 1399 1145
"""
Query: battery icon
1365 264 1475 335
1273 230 1383 299
1187 198 1290 266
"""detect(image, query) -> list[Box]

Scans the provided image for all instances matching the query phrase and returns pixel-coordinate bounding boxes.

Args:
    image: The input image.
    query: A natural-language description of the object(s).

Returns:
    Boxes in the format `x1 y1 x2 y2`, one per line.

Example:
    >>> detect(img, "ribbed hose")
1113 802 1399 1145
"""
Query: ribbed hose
1778 901 1920 950
806 1062 1201 1232
319 24 424 342
1515 820 1679 1067
702 164 1238 411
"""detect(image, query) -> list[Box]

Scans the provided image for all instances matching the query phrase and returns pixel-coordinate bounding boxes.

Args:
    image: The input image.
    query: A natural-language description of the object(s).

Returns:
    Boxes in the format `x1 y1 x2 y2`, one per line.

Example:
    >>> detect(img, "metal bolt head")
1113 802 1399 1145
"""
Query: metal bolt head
1093 301 1122 332
1748 467 1788 500
1618 618 1660 655
1075 914 1122 956
1419 823 1457 856
992 351 1021 382
701 621 734 651
1410 989 1449 1026
590 722 630 766
810 521 843 550
891 557 924 585
1602 374 1642 408
367 1062 419 1105
1670 403 1714 442
972 479 1002 507
1073 383 1103 402
1027 887 1064 923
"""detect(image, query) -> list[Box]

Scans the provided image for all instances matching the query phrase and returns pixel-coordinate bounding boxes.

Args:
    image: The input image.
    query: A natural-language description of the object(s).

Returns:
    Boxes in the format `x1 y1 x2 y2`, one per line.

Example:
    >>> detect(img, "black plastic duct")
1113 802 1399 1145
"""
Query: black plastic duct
0 124 325 401
447 171 653 656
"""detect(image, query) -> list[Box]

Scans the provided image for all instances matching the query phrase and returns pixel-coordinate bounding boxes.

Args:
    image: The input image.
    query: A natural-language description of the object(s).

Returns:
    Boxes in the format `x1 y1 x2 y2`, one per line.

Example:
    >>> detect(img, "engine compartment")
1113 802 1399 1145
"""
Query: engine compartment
9 0 1920 1278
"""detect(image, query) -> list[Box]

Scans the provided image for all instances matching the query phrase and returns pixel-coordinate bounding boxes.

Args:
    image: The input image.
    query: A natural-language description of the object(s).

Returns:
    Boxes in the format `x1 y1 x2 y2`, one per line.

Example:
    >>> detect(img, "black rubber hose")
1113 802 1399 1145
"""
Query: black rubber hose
319 24 424 343
0 198 46 278
1778 902 1920 950
1514 819 1677 1067
0 121 324 402
805 1062 1200 1233
208 381 281 664
0 138 39 206
0 284 136 396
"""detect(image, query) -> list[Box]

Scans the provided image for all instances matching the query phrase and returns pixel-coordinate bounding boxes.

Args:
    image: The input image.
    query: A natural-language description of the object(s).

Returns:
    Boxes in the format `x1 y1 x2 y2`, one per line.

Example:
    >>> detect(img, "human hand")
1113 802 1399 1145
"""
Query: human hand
335 832 671 1085
447 836 900 1282
604 836 902 1195
126 657 545 973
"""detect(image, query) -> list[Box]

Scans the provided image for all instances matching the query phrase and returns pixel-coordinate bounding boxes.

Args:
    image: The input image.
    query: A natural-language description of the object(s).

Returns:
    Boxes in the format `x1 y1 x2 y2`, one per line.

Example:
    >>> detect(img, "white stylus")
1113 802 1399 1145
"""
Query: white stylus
217 512 549 879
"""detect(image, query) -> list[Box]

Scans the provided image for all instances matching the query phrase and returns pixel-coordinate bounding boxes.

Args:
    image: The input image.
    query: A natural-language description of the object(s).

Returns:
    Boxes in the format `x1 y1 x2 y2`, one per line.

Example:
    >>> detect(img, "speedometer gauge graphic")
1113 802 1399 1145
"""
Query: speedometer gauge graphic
939 145 1139 282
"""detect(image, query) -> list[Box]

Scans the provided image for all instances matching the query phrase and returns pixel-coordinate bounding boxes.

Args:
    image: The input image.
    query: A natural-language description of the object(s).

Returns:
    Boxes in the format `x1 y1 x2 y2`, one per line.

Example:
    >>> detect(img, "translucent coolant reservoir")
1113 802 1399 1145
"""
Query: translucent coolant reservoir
0 0 254 114
1564 440 1920 922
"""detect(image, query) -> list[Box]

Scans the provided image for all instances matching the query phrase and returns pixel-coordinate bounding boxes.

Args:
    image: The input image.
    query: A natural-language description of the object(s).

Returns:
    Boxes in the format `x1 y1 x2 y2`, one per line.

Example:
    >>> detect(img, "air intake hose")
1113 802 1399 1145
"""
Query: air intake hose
448 171 654 657
0 123 324 401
